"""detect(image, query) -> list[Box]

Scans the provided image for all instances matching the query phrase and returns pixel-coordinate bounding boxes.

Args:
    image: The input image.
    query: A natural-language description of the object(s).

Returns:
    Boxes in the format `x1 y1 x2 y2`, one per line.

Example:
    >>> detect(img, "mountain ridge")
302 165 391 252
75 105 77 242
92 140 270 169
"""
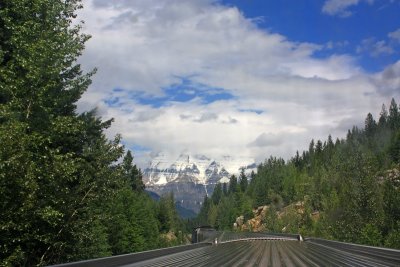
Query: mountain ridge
143 153 256 213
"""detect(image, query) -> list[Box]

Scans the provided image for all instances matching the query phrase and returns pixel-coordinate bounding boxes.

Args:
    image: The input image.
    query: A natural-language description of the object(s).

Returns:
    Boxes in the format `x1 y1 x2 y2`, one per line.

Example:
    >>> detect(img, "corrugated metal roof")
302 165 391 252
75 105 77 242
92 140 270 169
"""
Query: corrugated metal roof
52 232 400 267
125 239 400 267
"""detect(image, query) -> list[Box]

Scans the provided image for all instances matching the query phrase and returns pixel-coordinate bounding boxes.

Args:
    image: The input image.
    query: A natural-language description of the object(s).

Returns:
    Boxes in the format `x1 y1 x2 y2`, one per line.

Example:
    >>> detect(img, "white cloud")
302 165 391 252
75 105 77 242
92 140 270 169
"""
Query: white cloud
372 60 400 96
357 38 394 57
389 28 400 42
322 0 374 17
248 133 284 147
77 0 397 168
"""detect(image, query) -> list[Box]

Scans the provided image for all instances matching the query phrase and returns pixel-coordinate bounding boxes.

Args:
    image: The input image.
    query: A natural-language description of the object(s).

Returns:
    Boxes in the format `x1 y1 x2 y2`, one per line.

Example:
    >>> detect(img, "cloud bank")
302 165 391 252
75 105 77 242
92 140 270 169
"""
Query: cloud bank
77 0 399 167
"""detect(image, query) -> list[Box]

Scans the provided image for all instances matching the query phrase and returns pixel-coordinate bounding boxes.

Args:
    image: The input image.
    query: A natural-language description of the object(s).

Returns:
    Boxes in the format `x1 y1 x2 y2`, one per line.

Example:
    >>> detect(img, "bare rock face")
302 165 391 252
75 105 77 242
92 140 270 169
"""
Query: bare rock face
239 205 268 232
378 166 400 189
236 201 321 233
233 215 245 229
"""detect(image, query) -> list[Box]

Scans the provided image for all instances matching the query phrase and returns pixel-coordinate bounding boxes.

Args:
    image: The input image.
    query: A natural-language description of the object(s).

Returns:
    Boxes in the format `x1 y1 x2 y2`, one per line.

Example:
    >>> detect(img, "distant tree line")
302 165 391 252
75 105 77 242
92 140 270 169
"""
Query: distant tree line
0 1 185 265
196 99 400 249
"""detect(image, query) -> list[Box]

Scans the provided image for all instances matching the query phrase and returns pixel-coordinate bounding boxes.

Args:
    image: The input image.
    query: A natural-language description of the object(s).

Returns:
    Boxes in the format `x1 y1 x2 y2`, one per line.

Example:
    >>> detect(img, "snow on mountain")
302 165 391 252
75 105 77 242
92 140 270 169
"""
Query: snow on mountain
143 152 257 214
143 153 256 186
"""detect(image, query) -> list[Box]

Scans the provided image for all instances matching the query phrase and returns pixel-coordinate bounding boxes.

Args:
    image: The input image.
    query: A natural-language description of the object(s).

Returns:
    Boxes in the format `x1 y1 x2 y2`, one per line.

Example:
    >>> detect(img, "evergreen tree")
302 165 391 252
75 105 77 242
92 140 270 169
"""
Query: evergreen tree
228 175 238 194
122 151 145 192
293 151 301 168
222 182 228 195
388 98 399 129
239 169 248 192
365 113 377 137
0 1 186 265
158 193 180 233
327 135 334 149
309 139 315 155
315 140 323 154
194 100 399 248
197 195 211 225
388 132 400 163
378 104 388 127
0 0 127 264
211 183 222 204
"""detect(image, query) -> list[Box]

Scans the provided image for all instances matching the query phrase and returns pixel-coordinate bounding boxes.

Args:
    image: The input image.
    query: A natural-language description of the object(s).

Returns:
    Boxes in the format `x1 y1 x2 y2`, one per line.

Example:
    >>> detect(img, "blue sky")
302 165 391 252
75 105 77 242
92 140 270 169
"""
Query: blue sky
79 0 400 168
223 0 400 72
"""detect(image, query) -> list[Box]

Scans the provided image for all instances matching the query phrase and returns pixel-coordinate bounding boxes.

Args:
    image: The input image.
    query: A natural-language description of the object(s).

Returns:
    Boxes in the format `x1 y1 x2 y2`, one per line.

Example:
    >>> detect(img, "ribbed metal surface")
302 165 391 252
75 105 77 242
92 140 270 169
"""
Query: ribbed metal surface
124 240 400 267
51 232 400 267
216 231 299 242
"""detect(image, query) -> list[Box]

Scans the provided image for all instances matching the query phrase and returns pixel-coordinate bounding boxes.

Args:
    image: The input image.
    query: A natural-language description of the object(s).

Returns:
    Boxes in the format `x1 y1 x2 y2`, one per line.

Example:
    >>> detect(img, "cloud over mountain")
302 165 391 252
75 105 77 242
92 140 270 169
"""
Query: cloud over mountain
77 0 399 167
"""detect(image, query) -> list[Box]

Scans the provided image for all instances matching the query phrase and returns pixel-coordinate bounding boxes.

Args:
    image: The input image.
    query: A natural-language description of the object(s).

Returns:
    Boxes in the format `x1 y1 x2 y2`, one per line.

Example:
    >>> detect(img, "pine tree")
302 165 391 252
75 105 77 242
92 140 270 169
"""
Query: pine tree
158 193 180 233
293 151 301 168
0 0 125 265
228 175 238 194
122 151 145 192
315 140 323 154
211 183 222 204
388 98 399 129
222 182 228 195
239 169 248 192
309 139 315 155
365 113 377 137
378 104 388 127
327 135 334 149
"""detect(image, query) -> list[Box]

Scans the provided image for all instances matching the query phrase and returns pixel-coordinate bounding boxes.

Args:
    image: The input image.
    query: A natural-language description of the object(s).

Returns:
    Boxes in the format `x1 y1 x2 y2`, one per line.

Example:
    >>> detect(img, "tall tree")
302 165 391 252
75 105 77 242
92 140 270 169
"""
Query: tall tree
365 113 377 137
239 169 248 192
158 193 180 233
378 104 388 127
211 183 222 204
388 98 399 129
228 175 238 194
0 0 124 265
122 151 145 192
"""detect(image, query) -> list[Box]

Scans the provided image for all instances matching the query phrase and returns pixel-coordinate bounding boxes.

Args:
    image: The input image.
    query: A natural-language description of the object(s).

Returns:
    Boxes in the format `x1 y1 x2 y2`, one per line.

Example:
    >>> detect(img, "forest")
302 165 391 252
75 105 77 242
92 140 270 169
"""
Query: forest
1 0 400 266
194 98 400 249
0 1 186 266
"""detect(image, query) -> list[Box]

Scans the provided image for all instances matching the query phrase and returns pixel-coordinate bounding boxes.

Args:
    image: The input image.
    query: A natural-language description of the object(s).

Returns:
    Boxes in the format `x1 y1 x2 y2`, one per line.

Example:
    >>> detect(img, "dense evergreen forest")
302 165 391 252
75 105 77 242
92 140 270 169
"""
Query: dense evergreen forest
195 98 400 249
0 1 186 266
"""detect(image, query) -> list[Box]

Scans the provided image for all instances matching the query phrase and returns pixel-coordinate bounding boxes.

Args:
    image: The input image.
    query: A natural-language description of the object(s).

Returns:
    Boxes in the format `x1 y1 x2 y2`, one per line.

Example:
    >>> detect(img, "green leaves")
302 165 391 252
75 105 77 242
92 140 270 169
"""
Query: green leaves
1 0 185 265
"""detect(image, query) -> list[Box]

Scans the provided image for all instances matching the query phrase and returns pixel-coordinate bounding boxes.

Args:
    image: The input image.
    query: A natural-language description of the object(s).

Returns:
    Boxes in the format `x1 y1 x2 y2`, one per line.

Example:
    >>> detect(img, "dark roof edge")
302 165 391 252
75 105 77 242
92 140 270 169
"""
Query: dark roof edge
49 242 212 267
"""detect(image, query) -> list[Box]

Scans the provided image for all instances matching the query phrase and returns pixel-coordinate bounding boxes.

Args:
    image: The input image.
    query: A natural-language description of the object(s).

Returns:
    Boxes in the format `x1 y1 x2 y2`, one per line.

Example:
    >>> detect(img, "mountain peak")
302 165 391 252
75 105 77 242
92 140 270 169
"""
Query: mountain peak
143 152 257 213
143 152 256 186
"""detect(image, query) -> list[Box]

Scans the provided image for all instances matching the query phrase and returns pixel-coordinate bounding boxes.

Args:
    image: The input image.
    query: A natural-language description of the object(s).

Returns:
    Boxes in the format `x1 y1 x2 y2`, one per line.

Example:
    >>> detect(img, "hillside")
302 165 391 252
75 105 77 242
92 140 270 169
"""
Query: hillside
195 99 400 249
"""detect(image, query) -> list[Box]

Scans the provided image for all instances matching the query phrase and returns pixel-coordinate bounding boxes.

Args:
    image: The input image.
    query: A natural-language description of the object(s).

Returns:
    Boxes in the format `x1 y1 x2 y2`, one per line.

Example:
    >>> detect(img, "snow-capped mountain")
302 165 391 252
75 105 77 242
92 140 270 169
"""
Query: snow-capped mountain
143 153 256 214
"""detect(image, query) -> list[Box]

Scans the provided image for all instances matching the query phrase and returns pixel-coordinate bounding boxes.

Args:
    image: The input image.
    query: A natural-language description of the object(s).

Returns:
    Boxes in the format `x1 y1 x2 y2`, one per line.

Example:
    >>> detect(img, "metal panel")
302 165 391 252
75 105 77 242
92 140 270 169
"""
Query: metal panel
50 233 400 267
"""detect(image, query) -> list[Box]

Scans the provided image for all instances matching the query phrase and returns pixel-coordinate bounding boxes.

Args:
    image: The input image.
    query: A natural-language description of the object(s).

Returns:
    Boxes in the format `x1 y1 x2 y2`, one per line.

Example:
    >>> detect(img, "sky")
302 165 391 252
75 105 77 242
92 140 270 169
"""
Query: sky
77 0 400 168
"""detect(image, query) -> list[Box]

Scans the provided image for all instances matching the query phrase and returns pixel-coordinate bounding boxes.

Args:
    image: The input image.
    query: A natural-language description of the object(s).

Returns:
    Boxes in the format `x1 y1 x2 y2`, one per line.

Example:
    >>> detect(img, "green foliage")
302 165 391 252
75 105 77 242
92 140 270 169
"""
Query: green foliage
105 188 162 255
263 206 281 232
228 174 238 194
385 222 400 249
216 196 238 230
239 168 248 192
156 193 187 246
211 183 222 204
359 223 383 247
0 0 186 265
122 151 145 192
197 98 400 249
